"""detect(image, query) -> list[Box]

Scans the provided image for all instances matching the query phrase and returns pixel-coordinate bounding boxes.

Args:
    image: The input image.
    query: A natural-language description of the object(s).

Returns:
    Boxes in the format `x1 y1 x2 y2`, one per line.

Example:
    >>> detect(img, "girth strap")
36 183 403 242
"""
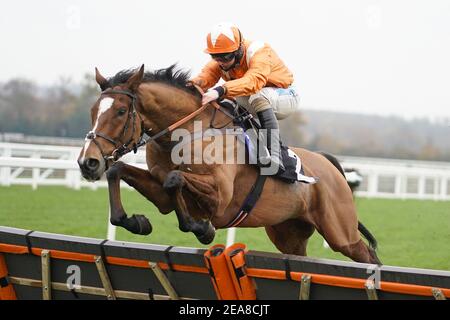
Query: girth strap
222 171 268 229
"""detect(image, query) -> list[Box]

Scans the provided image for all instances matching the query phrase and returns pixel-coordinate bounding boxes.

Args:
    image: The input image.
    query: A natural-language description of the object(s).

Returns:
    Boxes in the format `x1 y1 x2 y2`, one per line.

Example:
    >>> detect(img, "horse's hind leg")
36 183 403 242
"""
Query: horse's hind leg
163 170 216 245
106 161 173 235
265 219 315 256
315 207 380 264
336 239 382 265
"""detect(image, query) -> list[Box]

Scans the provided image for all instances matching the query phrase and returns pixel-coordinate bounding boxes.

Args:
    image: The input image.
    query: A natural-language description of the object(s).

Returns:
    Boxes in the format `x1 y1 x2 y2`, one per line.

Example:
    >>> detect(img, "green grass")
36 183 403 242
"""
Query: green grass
1 186 449 270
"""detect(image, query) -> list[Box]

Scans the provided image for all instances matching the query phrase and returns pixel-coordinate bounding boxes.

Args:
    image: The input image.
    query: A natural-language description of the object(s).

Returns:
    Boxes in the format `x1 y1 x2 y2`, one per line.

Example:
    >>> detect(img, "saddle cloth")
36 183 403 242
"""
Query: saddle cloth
240 132 318 184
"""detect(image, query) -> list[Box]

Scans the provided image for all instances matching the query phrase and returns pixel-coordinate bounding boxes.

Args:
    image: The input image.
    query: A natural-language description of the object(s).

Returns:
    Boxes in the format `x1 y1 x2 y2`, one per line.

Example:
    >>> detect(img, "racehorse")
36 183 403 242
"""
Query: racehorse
77 64 381 264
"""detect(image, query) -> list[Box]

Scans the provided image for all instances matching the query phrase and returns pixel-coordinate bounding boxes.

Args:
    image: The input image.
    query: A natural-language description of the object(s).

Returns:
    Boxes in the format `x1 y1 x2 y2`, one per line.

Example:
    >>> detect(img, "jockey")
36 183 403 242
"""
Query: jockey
190 22 300 172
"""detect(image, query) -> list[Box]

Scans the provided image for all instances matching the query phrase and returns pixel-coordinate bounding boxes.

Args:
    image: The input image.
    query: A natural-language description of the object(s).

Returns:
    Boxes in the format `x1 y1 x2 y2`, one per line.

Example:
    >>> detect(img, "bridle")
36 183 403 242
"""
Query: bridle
84 85 241 165
84 89 148 164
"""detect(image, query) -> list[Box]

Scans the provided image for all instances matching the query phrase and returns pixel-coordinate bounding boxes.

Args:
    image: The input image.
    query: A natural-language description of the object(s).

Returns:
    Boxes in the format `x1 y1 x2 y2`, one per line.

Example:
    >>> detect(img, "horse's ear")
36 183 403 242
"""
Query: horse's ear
95 67 110 91
126 64 145 91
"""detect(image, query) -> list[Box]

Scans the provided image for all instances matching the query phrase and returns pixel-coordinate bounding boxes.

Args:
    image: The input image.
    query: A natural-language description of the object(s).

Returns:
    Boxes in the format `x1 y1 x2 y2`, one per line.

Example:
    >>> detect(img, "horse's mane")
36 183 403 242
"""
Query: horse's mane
106 64 200 97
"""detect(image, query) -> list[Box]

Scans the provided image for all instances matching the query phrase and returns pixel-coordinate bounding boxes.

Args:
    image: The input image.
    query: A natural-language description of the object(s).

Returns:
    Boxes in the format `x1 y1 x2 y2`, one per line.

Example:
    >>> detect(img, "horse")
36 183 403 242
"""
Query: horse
77 64 381 264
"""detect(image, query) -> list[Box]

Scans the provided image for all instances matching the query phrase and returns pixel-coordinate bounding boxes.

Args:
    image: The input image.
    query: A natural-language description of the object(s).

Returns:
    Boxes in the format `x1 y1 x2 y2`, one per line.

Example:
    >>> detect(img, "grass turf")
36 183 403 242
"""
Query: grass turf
0 185 449 270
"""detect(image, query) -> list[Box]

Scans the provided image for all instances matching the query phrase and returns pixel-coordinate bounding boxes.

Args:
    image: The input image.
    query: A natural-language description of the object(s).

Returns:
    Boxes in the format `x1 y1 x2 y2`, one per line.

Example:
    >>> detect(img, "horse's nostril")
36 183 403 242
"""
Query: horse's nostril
85 158 100 171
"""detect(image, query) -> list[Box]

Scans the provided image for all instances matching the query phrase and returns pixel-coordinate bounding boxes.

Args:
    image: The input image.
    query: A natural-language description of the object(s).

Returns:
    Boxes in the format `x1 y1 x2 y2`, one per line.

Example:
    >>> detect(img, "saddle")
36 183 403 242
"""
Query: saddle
218 99 317 185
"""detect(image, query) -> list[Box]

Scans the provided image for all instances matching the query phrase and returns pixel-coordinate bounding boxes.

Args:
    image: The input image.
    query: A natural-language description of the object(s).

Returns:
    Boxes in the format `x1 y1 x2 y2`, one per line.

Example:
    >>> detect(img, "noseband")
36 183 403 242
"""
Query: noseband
84 89 147 164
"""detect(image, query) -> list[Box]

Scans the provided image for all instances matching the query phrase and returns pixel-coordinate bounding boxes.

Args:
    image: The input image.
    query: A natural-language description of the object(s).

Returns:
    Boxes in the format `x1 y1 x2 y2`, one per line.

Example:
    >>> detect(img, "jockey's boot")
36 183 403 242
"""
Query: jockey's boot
256 108 285 172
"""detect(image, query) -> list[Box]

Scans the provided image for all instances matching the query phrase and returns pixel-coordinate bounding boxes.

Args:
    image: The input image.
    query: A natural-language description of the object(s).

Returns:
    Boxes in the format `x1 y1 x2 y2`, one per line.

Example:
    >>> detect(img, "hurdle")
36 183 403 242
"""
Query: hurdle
0 226 448 300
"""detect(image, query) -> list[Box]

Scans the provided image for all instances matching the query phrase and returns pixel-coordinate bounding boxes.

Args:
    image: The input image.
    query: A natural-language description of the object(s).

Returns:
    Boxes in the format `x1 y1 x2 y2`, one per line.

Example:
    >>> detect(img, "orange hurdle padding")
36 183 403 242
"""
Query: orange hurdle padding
0 243 29 255
0 253 17 300
204 244 239 300
31 248 96 263
246 268 450 298
106 256 209 274
224 243 257 300
1 241 448 299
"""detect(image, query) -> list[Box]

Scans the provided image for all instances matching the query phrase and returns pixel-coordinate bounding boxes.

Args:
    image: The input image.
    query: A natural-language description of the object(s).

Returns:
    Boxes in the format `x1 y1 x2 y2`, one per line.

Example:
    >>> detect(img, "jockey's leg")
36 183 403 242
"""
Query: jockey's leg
235 96 251 110
247 87 301 172
252 98 285 172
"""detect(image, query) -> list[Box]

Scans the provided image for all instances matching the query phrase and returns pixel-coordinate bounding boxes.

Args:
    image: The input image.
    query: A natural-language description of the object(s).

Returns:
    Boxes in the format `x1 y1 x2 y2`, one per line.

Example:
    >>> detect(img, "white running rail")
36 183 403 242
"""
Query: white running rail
1 142 450 243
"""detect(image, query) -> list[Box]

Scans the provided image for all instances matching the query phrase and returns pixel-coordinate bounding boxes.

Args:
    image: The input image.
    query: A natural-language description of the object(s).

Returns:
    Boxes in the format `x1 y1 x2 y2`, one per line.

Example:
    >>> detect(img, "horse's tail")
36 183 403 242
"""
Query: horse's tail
357 221 378 250
316 151 346 177
316 151 379 251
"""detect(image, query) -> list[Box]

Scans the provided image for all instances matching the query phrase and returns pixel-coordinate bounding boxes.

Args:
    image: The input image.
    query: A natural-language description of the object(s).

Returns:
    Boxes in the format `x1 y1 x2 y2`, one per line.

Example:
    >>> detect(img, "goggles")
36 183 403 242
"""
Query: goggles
211 52 236 63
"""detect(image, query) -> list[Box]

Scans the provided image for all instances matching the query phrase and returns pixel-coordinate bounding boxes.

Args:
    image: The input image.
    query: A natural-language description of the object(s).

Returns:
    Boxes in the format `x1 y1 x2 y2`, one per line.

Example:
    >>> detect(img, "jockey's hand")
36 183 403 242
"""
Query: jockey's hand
202 89 220 106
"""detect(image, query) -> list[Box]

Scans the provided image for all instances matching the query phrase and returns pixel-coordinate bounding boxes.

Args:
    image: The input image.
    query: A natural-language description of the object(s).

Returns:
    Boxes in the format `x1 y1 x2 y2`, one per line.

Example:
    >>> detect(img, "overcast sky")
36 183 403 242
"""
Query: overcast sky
1 0 449 120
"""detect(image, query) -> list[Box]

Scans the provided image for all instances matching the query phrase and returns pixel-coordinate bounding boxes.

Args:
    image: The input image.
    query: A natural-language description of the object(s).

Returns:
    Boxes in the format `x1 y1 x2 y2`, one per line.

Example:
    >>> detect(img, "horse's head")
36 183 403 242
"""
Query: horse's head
78 65 145 181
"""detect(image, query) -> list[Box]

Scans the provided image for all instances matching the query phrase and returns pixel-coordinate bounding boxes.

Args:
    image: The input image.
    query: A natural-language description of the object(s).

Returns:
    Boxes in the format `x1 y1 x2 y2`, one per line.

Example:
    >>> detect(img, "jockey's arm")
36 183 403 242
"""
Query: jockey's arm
223 50 271 97
190 60 222 91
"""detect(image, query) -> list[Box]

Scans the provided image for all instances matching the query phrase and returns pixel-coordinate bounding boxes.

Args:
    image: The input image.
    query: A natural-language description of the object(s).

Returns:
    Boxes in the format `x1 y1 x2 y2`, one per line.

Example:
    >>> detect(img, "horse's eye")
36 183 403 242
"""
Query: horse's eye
117 108 127 116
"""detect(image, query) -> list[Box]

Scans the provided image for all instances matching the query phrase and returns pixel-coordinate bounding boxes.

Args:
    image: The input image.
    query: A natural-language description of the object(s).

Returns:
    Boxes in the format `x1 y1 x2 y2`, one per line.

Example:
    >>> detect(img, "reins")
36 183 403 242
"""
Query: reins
150 84 236 139
84 84 237 164
145 85 218 142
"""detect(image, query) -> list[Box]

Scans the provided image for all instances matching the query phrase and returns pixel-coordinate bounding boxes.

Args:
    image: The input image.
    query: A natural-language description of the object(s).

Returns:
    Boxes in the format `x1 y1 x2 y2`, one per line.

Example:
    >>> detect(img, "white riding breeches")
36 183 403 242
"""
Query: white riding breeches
235 86 301 120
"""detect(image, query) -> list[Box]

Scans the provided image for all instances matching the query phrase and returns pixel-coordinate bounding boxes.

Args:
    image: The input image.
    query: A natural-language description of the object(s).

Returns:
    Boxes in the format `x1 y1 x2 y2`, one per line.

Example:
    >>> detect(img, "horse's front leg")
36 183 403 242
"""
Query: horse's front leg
106 161 173 235
162 170 217 245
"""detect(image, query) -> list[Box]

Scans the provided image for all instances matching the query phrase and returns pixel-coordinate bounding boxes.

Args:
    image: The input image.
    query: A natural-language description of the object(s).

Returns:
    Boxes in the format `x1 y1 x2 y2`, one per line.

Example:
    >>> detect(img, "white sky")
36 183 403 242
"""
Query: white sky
1 0 449 120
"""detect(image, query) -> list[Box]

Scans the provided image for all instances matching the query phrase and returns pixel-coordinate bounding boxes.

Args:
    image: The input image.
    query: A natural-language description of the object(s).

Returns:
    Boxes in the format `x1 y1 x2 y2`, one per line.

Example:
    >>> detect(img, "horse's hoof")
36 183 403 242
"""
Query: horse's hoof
196 225 216 245
132 214 152 235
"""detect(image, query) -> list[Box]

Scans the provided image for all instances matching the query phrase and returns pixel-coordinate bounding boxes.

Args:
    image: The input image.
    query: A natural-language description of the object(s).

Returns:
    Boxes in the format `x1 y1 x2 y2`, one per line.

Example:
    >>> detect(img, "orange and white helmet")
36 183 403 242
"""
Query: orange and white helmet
204 22 243 54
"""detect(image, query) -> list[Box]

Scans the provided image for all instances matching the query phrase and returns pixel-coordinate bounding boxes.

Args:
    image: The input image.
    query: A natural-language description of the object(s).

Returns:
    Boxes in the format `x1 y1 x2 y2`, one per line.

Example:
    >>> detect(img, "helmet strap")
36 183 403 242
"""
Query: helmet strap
219 30 244 71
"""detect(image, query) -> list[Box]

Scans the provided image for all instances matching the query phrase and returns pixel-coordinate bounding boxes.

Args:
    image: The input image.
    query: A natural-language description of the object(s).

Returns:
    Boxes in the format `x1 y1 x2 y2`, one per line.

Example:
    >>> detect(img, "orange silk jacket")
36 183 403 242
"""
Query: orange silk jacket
191 39 294 97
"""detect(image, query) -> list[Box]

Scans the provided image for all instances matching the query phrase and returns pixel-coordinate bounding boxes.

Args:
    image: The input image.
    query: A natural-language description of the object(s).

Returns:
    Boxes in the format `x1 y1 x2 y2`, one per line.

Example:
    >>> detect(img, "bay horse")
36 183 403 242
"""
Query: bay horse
77 64 381 264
